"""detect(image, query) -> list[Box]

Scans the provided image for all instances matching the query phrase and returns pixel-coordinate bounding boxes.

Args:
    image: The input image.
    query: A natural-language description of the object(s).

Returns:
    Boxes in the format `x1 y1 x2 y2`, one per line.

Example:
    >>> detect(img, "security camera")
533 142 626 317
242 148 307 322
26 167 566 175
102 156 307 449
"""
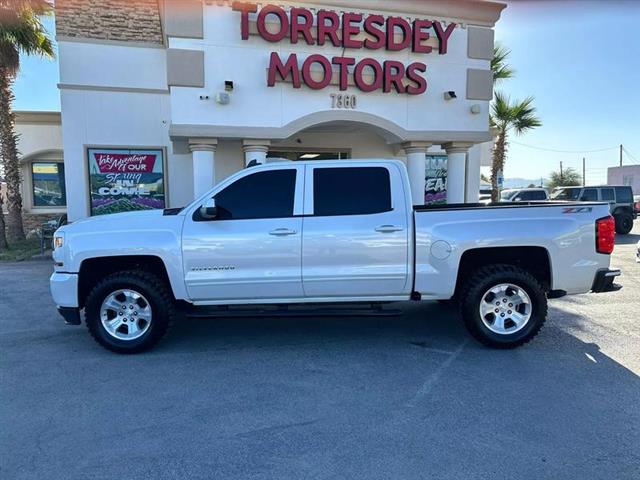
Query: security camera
444 91 457 101
224 80 234 92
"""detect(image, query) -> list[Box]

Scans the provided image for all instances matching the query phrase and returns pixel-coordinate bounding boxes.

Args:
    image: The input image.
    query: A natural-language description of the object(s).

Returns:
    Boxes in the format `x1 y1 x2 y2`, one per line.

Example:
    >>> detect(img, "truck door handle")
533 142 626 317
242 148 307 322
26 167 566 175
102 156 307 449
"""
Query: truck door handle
269 228 297 236
375 225 403 233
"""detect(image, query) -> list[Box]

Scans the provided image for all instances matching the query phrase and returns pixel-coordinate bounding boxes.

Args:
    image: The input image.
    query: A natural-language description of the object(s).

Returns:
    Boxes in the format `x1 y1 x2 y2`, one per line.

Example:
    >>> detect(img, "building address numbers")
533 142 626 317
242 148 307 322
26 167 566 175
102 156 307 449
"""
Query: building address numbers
330 93 357 109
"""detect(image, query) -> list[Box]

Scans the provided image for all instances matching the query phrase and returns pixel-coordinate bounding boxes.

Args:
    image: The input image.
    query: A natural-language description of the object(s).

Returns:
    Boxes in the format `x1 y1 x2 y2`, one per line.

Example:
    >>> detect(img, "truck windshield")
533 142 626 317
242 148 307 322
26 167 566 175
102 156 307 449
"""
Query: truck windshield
551 188 580 200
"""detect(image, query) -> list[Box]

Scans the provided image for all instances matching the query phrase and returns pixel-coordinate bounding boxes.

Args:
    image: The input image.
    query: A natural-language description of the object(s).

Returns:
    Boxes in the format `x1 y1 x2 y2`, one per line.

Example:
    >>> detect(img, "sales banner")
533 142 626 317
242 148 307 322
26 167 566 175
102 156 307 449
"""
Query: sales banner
88 148 165 216
425 155 447 205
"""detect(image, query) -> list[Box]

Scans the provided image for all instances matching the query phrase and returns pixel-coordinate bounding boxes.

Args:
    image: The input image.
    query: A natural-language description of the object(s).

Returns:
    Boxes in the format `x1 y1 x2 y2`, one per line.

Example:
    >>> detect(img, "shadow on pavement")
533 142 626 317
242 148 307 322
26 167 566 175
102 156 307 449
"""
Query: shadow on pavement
615 232 640 245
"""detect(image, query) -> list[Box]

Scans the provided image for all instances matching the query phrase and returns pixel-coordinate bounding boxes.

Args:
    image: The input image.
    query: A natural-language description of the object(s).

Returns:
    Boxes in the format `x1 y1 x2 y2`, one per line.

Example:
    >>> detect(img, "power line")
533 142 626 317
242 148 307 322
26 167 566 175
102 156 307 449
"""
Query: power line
623 147 639 164
510 141 619 154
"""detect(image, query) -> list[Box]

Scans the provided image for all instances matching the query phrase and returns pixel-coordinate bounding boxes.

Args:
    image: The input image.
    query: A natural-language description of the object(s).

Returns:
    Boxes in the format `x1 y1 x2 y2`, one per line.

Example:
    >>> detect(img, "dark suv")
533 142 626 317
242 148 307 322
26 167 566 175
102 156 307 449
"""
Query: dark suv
551 185 636 234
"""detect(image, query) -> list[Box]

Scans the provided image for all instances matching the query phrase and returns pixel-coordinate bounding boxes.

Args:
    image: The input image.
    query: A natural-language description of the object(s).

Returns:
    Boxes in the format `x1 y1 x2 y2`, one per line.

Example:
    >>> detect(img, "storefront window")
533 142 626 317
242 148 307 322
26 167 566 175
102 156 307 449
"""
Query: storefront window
32 162 66 207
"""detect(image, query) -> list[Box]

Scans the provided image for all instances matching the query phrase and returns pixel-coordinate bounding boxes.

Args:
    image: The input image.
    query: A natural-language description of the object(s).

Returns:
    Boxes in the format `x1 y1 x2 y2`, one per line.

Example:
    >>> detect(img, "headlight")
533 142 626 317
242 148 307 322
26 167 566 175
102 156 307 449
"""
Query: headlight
54 235 64 249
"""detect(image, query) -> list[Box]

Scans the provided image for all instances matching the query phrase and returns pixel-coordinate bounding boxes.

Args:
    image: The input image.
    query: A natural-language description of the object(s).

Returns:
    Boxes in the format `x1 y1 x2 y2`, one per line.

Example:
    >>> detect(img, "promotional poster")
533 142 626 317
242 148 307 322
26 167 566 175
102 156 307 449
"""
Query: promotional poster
88 148 165 215
425 155 448 205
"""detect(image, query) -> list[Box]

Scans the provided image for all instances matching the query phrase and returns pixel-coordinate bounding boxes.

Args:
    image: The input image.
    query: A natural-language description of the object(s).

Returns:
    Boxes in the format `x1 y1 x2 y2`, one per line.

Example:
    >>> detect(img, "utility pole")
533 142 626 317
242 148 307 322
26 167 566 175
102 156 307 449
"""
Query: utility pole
560 161 563 184
582 157 586 186
620 144 623 166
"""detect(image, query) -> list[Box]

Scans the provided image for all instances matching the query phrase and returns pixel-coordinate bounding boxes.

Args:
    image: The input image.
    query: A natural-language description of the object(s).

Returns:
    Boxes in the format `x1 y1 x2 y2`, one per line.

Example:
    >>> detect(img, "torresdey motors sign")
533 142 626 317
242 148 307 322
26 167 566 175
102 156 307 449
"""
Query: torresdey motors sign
232 3 456 95
88 148 165 216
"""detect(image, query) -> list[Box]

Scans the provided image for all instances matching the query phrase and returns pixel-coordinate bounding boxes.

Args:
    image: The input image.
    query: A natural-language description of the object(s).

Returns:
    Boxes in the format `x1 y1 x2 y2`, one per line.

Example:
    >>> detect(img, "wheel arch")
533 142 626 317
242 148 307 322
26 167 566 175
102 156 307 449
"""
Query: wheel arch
78 255 175 308
454 246 552 296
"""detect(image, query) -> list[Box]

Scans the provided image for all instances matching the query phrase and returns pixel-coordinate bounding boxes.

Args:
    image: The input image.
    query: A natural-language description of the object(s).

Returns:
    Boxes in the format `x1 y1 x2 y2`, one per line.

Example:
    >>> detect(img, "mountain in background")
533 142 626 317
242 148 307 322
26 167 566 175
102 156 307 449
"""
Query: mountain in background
503 178 547 189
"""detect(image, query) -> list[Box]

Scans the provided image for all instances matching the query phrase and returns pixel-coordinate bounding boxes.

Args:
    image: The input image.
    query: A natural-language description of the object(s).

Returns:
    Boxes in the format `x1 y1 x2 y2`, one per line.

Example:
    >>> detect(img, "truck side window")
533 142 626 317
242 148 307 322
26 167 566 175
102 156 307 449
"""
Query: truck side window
601 188 614 201
614 187 633 203
213 169 296 220
533 191 547 200
580 188 598 201
313 167 391 216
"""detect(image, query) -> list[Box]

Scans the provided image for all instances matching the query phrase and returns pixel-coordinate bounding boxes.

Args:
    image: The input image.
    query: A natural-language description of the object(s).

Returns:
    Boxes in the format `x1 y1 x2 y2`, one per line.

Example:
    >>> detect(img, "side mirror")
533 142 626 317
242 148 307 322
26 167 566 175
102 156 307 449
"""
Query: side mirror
199 198 218 220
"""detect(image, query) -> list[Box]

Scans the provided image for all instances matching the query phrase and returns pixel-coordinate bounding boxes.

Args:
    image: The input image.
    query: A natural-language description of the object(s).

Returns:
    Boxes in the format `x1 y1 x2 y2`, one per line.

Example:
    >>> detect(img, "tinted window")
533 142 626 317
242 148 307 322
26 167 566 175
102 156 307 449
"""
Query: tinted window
213 170 296 220
314 167 391 216
580 189 598 201
515 191 531 200
531 190 547 200
615 186 633 203
601 188 615 201
551 188 580 200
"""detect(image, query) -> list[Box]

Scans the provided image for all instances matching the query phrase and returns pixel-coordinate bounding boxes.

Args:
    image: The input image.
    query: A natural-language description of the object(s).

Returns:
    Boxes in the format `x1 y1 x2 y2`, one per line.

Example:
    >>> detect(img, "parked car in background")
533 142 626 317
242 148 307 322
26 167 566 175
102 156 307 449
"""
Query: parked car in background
551 185 636 234
479 186 493 203
50 160 621 353
634 195 640 215
500 188 549 202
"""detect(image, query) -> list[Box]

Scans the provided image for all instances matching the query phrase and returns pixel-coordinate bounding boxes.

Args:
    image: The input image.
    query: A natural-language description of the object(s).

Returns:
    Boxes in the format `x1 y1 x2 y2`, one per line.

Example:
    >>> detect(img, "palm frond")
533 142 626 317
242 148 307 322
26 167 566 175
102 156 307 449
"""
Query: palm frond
0 0 54 72
491 44 515 84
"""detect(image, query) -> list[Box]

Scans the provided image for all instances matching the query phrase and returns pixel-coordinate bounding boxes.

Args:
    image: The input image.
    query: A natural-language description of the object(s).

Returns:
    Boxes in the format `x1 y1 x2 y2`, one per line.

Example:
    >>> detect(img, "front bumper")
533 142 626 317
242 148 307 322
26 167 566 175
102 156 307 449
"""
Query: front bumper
50 272 79 308
591 268 622 293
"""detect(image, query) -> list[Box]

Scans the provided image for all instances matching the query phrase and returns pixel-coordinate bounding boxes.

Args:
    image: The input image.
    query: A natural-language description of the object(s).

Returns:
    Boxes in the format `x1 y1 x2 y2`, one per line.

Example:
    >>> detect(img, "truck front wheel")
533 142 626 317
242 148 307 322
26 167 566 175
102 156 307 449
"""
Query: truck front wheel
459 264 547 348
84 271 175 353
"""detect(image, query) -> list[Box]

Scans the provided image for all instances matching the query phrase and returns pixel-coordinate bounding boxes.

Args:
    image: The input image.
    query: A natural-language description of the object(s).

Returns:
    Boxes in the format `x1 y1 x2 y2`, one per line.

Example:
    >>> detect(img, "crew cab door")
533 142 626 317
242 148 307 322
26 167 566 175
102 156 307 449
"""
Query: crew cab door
182 165 304 302
302 164 410 297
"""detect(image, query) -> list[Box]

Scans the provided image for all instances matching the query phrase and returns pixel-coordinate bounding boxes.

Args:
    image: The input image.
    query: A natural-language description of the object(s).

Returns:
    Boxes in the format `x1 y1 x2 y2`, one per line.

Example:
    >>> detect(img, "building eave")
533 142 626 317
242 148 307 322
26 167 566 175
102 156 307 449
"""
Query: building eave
286 0 507 27
15 111 62 125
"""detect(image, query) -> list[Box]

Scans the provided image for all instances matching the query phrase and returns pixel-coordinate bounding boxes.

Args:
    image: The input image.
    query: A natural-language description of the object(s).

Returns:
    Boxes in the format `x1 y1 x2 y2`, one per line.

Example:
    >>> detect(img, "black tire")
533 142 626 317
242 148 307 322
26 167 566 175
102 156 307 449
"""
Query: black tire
614 213 633 235
85 270 175 354
458 264 547 349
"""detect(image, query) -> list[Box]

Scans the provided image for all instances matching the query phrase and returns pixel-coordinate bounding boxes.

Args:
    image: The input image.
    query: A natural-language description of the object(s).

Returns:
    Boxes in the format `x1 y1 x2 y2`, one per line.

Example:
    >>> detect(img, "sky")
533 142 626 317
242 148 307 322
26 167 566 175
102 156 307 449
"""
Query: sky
11 1 640 184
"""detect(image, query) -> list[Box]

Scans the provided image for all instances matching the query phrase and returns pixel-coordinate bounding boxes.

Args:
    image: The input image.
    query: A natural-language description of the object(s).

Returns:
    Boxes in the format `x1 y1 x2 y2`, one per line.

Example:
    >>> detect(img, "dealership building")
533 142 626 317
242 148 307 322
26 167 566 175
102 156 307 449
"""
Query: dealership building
15 0 504 223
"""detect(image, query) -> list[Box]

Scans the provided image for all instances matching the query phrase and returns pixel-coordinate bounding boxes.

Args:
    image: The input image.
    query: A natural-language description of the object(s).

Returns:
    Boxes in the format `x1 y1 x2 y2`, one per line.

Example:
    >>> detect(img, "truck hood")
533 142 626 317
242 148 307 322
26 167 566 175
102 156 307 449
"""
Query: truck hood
70 209 165 226
57 209 174 237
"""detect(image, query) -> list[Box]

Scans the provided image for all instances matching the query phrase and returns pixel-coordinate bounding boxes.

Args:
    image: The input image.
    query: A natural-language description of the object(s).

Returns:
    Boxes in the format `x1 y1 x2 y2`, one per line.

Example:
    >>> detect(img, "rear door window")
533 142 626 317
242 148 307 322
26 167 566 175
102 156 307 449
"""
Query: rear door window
580 189 598 201
313 167 391 216
601 188 615 201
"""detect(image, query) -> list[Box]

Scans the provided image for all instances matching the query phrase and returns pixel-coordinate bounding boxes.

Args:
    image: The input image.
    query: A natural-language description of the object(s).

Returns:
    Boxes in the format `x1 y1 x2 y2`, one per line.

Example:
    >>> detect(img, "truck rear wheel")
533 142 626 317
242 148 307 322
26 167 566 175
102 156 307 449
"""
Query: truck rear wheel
458 264 547 348
84 271 175 353
614 213 633 234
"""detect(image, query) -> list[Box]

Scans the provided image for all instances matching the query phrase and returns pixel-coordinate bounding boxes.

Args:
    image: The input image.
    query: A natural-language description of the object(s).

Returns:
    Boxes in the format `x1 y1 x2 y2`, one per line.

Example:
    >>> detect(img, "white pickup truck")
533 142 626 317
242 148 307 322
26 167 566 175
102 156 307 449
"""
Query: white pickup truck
50 160 621 353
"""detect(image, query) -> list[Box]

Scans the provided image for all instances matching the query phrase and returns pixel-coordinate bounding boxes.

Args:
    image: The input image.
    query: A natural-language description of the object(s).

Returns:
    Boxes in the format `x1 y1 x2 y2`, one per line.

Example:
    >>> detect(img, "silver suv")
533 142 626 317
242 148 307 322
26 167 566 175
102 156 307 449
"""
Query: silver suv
551 185 636 234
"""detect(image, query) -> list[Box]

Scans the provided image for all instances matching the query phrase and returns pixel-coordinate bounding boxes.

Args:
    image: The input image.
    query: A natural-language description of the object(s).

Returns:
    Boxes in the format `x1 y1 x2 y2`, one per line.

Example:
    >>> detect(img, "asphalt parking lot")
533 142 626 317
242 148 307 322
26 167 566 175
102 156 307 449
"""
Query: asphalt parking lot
1 225 639 480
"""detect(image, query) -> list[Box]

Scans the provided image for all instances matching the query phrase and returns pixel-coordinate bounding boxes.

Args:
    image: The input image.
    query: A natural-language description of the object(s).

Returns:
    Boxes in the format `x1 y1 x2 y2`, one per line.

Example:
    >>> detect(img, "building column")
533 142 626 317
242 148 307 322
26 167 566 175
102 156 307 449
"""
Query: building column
402 142 432 206
243 139 271 166
443 142 473 204
189 138 218 198
465 144 482 203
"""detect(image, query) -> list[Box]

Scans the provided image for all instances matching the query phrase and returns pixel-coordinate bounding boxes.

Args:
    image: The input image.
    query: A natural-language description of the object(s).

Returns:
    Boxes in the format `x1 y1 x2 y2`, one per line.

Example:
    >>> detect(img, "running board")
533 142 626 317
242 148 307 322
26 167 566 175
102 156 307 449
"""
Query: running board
183 304 402 319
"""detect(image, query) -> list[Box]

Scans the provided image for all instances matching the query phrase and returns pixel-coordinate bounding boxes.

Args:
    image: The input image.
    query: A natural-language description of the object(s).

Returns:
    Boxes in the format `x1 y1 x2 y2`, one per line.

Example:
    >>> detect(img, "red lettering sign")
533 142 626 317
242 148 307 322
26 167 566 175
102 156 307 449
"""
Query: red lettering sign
232 3 458 95
94 154 157 173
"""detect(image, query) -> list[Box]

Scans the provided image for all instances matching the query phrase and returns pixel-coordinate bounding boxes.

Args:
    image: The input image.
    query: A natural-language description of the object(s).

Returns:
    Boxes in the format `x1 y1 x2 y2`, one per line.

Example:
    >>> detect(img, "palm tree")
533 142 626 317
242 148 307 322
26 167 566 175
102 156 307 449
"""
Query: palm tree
490 93 542 201
491 44 515 84
0 0 54 245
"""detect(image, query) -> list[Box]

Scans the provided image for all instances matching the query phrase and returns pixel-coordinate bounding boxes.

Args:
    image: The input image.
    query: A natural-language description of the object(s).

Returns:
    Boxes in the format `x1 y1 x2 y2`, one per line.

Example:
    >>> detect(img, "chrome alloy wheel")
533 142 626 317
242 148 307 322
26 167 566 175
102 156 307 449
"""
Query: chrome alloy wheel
100 289 152 341
479 283 532 335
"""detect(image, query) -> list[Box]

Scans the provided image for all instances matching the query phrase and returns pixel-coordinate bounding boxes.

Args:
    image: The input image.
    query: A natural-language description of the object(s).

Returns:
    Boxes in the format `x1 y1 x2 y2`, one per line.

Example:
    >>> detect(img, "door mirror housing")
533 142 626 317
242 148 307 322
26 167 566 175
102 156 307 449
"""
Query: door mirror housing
199 198 218 220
